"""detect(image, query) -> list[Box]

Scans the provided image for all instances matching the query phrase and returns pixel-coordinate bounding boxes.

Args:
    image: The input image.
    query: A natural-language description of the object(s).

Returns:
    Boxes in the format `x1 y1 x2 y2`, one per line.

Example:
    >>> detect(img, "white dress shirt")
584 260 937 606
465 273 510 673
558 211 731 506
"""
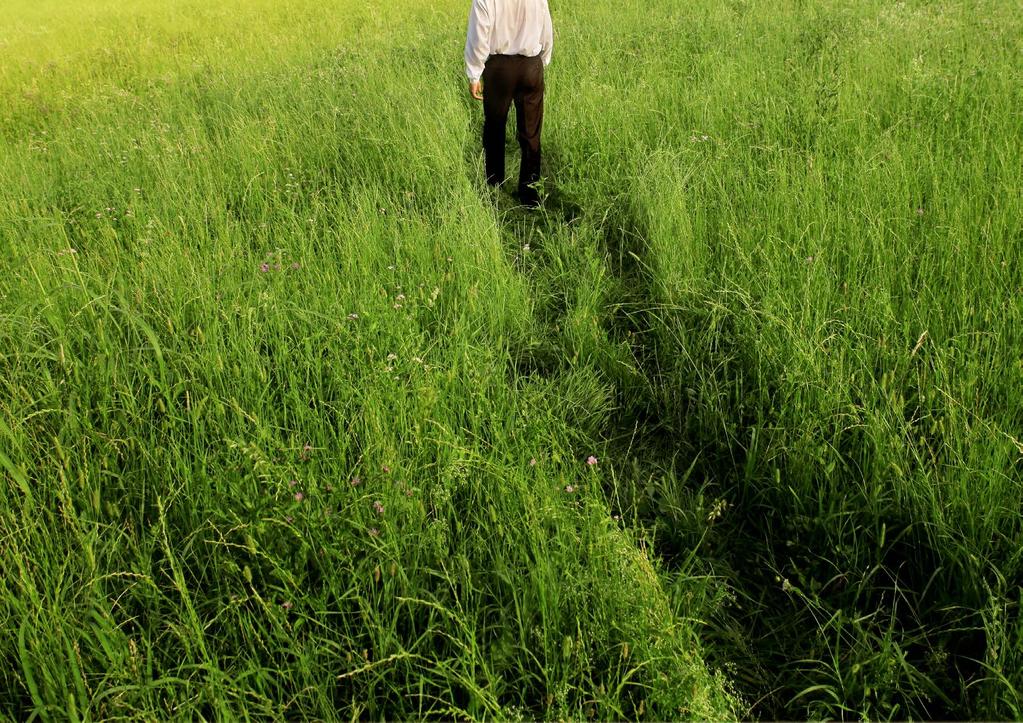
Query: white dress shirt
464 0 554 81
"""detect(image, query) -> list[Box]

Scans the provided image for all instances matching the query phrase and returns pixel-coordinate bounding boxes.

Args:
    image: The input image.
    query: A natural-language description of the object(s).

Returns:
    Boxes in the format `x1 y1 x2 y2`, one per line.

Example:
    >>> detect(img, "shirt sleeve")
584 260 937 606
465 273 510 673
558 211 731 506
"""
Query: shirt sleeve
540 0 553 66
464 0 492 82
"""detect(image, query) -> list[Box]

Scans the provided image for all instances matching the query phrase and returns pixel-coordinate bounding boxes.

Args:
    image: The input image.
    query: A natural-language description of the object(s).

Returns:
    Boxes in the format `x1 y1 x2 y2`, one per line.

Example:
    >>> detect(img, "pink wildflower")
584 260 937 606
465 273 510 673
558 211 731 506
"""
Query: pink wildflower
260 263 270 273
586 456 598 466
529 458 537 467
294 492 304 502
351 476 362 486
373 500 385 515
565 485 575 493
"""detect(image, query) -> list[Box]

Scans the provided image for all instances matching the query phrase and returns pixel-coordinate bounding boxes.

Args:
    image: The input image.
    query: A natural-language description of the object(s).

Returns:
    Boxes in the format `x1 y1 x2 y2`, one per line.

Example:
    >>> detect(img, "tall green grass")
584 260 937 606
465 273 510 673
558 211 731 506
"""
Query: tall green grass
0 0 735 718
2 0 1021 719
543 0 1023 718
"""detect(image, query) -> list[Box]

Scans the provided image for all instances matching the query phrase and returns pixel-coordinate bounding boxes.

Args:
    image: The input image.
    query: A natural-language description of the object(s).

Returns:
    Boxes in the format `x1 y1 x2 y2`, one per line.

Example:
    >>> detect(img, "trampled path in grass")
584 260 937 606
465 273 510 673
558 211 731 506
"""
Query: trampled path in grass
493 174 995 719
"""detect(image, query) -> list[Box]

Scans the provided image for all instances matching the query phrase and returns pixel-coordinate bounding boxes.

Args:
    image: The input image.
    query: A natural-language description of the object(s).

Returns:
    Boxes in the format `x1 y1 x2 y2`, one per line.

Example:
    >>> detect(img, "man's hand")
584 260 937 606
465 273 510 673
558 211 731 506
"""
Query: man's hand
469 80 484 101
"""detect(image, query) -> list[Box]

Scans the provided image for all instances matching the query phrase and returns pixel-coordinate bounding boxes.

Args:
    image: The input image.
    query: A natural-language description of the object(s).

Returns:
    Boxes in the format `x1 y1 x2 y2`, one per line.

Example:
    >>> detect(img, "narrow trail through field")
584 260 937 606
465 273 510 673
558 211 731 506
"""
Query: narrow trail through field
487 167 972 720
487 177 757 708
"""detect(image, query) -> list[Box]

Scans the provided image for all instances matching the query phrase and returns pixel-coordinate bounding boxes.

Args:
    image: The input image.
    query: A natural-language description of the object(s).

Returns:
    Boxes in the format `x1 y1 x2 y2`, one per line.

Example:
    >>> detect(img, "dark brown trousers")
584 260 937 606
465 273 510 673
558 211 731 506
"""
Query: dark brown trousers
482 54 544 204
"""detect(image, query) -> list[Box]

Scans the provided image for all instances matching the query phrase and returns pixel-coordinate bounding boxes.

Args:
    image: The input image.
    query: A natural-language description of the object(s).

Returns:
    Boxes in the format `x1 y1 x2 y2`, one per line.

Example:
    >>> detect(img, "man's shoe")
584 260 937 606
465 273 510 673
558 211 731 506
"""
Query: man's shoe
518 188 541 208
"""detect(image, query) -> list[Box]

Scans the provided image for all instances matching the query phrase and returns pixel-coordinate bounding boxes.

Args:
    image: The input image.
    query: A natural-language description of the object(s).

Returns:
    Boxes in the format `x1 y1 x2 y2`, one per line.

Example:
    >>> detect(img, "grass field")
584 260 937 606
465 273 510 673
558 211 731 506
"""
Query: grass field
2 0 1022 719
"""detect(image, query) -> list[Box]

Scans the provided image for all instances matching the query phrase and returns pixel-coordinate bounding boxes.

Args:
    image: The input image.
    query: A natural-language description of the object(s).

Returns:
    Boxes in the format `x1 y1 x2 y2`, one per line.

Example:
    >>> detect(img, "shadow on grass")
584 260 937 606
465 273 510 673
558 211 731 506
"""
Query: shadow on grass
486 145 987 720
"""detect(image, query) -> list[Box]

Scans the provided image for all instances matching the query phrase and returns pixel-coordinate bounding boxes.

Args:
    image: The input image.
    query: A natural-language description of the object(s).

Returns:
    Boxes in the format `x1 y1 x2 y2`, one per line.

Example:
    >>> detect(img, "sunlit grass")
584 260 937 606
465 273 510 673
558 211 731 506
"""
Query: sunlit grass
2 0 1021 719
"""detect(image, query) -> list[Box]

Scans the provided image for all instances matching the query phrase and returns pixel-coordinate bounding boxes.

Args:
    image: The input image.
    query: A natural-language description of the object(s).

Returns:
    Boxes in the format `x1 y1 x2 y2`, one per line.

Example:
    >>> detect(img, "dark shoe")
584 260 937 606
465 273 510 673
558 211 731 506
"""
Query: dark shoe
518 187 541 208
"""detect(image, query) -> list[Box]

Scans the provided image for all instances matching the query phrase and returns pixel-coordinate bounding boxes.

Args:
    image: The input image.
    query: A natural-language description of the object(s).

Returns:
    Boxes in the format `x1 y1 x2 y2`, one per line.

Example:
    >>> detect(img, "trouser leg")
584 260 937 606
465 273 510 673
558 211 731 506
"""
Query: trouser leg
481 58 515 186
514 57 545 204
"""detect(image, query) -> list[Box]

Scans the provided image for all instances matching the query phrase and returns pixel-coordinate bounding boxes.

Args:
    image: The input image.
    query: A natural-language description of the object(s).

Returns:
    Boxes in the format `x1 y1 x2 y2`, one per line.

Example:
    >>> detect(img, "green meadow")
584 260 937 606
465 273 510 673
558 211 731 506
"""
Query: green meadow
2 0 1021 719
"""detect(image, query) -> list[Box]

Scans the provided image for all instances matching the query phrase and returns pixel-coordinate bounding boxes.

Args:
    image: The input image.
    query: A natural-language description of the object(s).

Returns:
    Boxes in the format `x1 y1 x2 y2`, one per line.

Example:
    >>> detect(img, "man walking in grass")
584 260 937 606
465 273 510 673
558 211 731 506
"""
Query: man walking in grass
465 0 554 207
